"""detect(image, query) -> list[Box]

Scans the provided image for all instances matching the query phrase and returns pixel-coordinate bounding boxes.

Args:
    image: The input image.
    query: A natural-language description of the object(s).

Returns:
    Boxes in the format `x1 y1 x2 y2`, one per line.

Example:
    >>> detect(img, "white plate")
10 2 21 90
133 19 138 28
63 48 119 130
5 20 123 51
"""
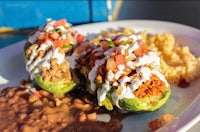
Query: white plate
0 20 200 132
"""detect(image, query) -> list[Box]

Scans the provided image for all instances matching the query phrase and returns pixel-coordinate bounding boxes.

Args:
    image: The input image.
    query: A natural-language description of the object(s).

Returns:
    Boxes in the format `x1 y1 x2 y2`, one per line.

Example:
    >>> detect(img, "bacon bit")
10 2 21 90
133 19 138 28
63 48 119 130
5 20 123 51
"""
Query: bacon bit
101 40 109 50
49 32 60 40
148 114 175 131
76 34 84 44
53 19 67 27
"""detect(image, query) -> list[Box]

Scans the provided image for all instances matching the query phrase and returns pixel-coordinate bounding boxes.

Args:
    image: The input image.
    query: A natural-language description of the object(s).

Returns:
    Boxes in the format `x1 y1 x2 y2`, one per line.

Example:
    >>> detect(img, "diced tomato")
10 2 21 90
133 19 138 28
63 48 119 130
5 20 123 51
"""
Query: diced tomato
49 32 60 40
115 53 124 66
148 119 161 131
106 57 116 71
29 92 40 103
139 41 149 53
159 114 175 124
53 19 67 27
114 39 120 45
133 48 143 57
45 38 53 42
76 34 84 44
110 51 116 57
133 41 149 57
101 40 109 50
54 39 70 48
148 114 175 132
38 33 47 41
38 33 54 42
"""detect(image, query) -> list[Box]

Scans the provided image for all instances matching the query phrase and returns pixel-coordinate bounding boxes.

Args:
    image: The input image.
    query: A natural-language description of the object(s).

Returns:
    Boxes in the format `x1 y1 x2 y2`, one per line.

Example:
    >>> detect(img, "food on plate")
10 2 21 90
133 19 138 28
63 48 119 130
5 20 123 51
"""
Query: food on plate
2 19 200 131
24 19 171 112
23 19 171 112
77 34 171 112
0 81 123 132
143 32 200 87
24 19 84 94
90 28 200 88
148 114 177 132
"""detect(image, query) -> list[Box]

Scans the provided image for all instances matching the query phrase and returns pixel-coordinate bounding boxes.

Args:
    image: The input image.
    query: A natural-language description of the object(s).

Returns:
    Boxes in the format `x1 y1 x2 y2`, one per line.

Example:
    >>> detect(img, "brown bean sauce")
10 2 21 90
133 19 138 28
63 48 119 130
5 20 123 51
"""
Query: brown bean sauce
0 82 132 132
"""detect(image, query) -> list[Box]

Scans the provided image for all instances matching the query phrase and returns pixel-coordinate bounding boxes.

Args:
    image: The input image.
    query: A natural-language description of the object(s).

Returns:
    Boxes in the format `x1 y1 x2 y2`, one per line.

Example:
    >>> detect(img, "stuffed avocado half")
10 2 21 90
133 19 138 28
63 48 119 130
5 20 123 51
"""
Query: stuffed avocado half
34 73 77 94
118 86 171 112
24 19 84 94
24 18 171 112
78 34 171 112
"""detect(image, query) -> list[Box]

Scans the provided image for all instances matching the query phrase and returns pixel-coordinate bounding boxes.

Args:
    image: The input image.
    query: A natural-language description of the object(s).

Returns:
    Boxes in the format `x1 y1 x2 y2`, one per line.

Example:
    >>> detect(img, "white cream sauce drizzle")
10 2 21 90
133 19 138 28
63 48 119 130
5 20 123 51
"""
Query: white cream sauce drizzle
87 34 168 108
26 19 81 79
89 58 107 92
26 40 68 79
88 47 116 92
109 67 168 108
66 52 79 69
126 51 160 68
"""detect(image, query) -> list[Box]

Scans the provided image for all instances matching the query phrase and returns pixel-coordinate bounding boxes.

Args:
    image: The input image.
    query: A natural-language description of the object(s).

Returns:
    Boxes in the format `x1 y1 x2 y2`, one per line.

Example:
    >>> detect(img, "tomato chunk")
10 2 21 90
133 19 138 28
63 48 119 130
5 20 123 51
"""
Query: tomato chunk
115 54 124 66
53 19 67 27
76 34 84 44
133 48 143 57
139 41 149 53
50 32 60 40
54 39 70 48
101 40 109 50
38 33 47 41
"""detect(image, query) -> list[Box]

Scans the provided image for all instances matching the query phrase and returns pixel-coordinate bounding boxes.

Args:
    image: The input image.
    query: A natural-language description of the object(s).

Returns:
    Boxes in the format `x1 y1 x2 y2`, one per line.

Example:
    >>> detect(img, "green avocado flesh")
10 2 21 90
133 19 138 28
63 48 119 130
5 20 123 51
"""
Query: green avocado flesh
118 86 171 112
87 78 171 112
34 74 77 94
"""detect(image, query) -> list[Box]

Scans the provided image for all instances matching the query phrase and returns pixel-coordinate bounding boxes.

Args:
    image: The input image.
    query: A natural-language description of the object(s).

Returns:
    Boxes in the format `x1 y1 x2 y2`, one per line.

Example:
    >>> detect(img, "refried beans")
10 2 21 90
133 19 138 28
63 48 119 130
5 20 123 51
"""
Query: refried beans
0 79 130 132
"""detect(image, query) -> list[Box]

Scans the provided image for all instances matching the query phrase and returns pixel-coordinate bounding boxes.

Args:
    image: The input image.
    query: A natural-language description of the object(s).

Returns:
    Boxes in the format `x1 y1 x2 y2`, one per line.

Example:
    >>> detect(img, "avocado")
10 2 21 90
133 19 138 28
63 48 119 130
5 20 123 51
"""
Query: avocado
118 86 171 112
34 74 77 94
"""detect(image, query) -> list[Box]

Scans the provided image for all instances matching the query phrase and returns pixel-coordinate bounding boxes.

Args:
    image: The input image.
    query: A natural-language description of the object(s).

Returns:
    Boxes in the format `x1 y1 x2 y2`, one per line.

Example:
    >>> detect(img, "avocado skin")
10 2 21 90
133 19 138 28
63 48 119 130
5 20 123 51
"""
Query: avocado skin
118 86 171 112
34 74 77 94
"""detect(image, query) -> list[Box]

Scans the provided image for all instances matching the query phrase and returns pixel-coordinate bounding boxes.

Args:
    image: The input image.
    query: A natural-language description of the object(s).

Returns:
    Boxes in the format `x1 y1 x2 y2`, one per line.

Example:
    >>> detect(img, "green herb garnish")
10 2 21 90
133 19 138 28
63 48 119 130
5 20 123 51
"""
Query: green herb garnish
55 28 62 33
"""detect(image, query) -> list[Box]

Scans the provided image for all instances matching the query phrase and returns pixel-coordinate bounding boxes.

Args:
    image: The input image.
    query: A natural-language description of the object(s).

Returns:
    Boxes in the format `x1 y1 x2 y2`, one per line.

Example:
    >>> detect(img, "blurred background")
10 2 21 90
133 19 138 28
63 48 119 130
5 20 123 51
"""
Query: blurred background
0 0 200 48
